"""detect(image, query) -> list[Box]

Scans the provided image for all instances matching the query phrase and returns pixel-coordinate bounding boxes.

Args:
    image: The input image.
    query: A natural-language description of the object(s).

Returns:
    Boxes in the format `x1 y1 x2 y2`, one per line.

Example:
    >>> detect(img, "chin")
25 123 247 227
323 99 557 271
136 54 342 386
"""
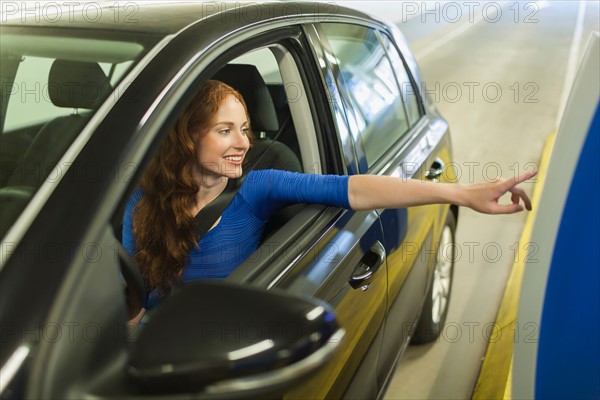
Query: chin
226 168 243 179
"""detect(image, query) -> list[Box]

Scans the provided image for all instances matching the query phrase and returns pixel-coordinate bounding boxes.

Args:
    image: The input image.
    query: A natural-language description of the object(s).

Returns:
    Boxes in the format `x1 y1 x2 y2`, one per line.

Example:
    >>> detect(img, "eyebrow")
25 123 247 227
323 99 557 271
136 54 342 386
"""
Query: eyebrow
212 121 249 127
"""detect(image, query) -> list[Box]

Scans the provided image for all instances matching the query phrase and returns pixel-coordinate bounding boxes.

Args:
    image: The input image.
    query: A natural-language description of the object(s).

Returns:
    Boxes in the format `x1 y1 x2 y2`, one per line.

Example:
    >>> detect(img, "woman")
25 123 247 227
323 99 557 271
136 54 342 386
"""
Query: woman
123 80 535 321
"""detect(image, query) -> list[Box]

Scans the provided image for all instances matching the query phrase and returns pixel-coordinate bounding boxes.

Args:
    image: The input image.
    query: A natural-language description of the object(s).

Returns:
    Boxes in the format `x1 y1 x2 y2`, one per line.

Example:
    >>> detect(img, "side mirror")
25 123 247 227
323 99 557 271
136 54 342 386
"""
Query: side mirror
128 281 344 398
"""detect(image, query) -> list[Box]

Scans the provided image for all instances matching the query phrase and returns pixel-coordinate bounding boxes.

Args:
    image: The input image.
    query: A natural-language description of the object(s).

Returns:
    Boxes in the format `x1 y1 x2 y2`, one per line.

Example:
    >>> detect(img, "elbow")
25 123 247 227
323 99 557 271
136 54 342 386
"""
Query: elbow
346 175 376 211
347 178 361 211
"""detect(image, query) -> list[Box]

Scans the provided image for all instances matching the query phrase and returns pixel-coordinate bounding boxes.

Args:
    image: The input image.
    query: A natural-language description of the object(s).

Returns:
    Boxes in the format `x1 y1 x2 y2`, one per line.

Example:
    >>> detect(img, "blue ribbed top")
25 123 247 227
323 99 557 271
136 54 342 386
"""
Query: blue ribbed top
122 169 350 308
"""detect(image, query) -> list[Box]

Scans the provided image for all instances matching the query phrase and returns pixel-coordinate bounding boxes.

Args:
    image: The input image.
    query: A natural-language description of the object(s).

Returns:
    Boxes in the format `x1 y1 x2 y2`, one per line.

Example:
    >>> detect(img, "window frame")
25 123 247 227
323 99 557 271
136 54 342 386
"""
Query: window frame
377 30 425 123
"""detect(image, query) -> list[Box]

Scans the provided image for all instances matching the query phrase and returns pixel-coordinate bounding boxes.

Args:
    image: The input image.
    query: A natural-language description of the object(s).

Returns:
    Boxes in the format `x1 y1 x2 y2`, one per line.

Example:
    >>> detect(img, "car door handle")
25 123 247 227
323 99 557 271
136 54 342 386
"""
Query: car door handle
349 241 386 290
425 158 445 182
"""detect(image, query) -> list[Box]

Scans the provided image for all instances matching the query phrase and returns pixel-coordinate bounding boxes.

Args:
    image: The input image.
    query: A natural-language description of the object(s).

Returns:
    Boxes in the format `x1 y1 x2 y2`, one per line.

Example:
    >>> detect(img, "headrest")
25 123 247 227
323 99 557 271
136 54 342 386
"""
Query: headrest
212 64 279 132
48 60 111 109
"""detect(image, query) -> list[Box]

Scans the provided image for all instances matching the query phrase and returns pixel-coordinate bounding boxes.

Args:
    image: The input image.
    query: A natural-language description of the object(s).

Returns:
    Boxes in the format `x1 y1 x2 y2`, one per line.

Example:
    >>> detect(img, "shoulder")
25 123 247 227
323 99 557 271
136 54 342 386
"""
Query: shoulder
125 187 144 213
246 169 287 179
129 187 144 202
245 168 304 182
244 169 289 186
243 170 349 187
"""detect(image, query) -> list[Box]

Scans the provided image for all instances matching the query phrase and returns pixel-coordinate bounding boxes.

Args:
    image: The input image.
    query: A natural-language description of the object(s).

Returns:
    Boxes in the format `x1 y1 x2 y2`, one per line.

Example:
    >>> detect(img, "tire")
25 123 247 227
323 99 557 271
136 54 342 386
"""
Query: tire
412 210 457 344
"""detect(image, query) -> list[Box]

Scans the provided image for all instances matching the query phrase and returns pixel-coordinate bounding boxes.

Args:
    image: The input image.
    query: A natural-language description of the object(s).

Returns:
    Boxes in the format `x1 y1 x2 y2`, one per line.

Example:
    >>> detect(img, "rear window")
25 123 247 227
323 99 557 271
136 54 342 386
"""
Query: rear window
0 26 153 239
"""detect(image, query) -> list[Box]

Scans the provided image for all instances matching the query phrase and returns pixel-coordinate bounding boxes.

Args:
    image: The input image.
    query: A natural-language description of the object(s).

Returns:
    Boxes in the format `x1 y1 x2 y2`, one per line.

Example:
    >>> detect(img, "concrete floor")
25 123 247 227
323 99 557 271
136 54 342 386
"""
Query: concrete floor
335 1 600 399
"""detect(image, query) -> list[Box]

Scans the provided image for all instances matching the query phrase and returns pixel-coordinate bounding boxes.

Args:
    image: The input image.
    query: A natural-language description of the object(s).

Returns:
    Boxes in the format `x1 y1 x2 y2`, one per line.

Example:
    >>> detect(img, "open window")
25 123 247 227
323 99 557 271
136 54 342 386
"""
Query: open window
218 45 323 175
207 45 328 240
111 35 331 297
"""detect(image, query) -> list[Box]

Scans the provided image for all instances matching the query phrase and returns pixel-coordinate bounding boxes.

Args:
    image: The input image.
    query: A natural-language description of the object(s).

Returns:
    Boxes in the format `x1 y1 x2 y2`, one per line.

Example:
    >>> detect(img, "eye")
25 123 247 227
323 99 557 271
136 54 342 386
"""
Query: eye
241 127 249 135
218 128 230 135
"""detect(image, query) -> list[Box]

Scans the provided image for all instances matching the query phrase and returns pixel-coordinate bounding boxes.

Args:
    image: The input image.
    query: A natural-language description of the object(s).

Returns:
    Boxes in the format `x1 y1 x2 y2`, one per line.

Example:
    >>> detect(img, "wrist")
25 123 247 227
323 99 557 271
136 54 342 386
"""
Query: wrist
450 183 470 208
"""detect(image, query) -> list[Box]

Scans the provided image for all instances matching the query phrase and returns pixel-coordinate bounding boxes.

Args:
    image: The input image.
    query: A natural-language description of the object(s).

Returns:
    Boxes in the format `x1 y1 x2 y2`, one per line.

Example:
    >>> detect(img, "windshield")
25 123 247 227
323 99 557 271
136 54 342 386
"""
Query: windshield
0 26 156 239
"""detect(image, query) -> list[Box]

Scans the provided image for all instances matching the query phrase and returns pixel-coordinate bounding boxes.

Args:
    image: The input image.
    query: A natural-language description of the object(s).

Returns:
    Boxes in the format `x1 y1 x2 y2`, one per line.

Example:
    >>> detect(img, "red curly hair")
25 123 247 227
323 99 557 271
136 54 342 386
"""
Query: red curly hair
133 80 253 294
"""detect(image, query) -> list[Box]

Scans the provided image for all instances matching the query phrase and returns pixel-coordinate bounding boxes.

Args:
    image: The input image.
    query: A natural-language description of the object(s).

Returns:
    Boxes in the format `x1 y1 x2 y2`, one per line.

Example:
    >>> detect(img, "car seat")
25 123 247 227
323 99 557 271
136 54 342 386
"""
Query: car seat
1 60 110 238
212 63 302 171
212 64 305 239
7 60 111 188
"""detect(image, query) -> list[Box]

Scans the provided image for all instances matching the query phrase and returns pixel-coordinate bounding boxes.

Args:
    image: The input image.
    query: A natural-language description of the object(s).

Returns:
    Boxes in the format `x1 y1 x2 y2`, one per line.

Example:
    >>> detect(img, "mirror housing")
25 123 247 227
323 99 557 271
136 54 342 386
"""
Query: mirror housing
128 281 344 398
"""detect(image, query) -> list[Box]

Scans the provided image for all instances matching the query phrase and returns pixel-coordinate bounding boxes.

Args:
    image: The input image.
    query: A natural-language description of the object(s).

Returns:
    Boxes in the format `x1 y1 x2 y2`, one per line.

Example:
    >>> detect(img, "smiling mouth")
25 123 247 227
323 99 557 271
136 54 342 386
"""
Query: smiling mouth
223 155 244 164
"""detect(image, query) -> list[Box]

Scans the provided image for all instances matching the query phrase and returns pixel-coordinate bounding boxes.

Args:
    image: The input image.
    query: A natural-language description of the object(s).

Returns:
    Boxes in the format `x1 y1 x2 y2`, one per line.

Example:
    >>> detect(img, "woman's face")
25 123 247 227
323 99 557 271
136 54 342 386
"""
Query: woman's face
195 94 250 182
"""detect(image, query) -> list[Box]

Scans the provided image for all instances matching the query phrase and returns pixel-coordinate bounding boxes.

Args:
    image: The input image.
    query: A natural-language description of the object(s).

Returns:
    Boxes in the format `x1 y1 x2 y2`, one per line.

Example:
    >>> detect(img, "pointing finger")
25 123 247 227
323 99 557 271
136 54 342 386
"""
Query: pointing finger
503 170 537 190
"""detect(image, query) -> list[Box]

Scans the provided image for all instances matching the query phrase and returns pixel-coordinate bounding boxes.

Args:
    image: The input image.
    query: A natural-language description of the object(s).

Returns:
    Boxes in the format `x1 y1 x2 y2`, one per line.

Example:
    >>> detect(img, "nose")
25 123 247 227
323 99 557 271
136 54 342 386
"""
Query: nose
233 130 250 150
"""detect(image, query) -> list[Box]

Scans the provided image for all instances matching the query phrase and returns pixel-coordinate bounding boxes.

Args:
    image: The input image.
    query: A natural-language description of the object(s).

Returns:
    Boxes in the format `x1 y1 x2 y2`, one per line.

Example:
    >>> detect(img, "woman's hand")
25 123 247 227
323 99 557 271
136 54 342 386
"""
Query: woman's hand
462 170 537 214
127 307 146 326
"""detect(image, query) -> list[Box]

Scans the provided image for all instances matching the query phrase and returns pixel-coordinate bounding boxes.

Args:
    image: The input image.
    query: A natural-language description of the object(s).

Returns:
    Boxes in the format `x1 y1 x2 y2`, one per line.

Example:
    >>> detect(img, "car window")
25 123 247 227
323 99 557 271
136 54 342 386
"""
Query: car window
4 57 134 131
4 56 72 131
0 27 149 239
320 23 410 168
379 33 422 126
231 47 282 84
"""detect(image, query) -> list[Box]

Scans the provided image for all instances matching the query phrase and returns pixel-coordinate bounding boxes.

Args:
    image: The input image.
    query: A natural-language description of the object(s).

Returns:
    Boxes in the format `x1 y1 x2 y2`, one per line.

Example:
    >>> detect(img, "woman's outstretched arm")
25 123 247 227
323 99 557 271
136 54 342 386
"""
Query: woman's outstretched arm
348 170 537 214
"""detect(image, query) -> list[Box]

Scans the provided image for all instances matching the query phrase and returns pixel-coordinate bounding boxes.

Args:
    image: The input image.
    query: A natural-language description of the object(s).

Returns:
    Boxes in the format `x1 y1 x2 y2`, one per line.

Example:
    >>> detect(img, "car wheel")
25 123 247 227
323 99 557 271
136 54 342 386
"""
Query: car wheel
412 210 456 344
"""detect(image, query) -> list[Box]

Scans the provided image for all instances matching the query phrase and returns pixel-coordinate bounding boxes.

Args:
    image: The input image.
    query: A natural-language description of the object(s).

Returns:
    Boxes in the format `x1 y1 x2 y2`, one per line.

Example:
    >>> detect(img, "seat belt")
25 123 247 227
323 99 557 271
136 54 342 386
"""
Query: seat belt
194 174 246 240
194 115 291 240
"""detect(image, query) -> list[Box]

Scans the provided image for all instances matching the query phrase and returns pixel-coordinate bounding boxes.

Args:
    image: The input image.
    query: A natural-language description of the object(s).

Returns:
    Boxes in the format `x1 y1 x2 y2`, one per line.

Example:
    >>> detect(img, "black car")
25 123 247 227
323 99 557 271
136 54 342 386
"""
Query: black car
0 2 458 398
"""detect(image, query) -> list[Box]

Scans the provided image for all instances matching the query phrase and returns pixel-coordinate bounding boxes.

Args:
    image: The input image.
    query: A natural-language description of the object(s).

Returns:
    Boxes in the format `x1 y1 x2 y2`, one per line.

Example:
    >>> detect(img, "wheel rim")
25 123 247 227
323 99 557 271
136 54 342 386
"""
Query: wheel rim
431 225 453 324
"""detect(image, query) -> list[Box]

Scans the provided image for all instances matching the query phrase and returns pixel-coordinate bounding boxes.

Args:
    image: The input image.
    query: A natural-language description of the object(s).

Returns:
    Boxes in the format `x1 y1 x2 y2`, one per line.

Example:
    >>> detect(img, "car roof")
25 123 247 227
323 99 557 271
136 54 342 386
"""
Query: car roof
1 1 376 36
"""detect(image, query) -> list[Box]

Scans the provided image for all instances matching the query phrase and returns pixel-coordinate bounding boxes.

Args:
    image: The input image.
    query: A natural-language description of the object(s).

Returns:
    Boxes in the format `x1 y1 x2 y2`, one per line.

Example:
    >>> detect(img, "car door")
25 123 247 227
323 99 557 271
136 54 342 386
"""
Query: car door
372 31 456 384
373 26 458 353
314 21 455 389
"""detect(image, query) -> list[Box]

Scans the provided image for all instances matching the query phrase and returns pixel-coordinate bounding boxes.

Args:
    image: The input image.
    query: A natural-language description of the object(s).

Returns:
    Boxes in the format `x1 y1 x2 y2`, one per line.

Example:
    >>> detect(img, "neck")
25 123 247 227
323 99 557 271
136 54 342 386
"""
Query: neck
192 171 228 214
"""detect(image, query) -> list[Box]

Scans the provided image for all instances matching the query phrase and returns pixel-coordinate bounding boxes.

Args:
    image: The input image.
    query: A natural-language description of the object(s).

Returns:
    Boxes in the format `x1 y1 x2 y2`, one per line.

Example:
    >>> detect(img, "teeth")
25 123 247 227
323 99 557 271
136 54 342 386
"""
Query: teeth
224 156 242 162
